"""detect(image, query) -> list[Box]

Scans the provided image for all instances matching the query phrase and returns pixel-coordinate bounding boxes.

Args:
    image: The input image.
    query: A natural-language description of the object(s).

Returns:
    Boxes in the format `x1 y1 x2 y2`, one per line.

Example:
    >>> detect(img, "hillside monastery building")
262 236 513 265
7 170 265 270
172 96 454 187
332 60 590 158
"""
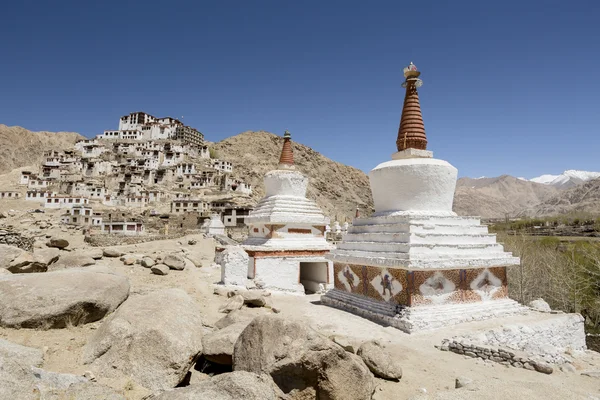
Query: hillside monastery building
239 131 334 294
322 63 524 332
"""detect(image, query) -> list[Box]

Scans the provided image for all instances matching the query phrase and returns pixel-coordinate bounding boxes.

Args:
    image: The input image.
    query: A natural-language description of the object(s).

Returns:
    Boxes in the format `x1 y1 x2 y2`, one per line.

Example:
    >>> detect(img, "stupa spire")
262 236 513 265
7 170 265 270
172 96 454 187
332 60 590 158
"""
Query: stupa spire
396 62 427 151
278 130 295 168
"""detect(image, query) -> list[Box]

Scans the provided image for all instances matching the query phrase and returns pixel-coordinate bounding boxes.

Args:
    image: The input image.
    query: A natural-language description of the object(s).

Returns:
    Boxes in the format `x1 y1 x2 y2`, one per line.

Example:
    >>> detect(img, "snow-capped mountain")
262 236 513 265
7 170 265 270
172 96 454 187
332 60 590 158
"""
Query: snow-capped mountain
529 170 600 189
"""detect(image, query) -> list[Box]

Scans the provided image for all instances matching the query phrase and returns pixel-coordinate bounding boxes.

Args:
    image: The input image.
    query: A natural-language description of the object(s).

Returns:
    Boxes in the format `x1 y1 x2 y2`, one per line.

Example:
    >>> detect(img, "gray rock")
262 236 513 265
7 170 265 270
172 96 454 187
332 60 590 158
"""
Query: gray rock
202 322 249 365
120 254 137 265
357 340 403 381
528 298 552 312
332 336 356 353
240 291 267 307
185 254 204 268
152 264 170 275
234 315 375 399
33 247 60 264
0 268 130 328
8 252 44 273
0 339 124 400
455 376 473 389
164 253 186 270
219 295 244 313
0 268 11 276
0 338 44 368
85 248 104 260
49 253 96 271
141 257 155 268
151 371 285 400
82 288 204 391
103 248 123 257
533 362 553 374
213 308 270 329
0 244 25 269
46 238 69 249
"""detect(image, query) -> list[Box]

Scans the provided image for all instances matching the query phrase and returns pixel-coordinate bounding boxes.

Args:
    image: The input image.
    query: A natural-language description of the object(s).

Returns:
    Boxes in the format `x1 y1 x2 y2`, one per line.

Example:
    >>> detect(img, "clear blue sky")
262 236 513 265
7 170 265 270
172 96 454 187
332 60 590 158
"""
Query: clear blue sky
1 0 598 178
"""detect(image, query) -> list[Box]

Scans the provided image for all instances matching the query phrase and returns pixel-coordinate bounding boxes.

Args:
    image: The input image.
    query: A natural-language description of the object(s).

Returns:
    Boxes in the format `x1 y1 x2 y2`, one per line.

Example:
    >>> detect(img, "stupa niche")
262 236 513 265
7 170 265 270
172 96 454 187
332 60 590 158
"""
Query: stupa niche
321 64 525 332
239 131 334 293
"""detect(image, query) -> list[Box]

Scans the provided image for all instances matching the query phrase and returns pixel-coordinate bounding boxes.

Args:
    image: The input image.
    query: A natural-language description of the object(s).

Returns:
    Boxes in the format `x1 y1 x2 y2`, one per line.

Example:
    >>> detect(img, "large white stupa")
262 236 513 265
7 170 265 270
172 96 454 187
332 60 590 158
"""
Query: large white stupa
321 63 525 332
242 131 334 294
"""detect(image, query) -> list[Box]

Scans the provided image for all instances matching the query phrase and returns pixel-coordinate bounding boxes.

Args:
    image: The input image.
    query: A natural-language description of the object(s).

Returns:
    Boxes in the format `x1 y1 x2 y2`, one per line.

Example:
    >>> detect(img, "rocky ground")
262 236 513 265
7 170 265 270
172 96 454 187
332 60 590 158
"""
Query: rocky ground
0 214 599 399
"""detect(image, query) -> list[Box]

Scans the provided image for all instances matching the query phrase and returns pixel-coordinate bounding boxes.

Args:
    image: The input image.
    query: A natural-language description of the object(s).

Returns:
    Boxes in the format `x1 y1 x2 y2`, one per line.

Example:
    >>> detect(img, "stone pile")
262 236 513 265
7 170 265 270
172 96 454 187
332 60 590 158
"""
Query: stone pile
0 230 34 251
440 339 553 374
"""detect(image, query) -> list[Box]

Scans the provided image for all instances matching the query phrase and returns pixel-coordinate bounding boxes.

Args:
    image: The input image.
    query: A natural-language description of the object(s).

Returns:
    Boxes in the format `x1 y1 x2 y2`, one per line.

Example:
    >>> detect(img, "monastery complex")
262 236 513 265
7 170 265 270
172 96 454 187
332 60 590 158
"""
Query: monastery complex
10 112 254 239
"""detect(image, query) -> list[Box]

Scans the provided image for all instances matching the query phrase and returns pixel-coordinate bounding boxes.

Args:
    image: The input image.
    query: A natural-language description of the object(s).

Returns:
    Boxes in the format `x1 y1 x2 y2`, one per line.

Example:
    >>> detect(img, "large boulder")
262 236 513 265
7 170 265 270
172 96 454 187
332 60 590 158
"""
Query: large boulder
152 371 285 400
219 246 249 286
7 248 61 273
233 315 374 400
214 308 271 330
163 254 186 270
0 339 124 400
357 340 403 381
0 268 130 328
46 237 69 249
48 253 96 271
202 322 249 365
33 248 60 266
82 289 204 391
0 244 25 269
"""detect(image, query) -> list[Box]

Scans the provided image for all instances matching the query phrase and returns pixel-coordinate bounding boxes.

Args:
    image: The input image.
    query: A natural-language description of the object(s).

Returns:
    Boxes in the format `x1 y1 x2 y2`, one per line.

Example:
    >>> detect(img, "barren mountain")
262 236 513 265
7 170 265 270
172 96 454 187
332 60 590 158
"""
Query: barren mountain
212 131 373 221
453 175 559 218
519 177 600 217
0 124 84 174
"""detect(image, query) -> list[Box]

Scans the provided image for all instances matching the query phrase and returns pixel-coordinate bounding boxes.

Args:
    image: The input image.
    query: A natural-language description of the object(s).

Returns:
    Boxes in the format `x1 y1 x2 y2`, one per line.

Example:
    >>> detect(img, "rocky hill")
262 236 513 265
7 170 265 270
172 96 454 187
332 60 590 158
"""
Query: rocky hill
212 131 373 221
519 178 600 217
454 175 559 219
0 125 85 174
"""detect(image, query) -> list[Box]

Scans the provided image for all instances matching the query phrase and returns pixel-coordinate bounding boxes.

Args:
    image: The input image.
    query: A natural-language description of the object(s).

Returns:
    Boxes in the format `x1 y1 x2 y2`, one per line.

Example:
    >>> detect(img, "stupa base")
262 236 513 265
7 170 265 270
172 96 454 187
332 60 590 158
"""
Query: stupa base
321 288 528 333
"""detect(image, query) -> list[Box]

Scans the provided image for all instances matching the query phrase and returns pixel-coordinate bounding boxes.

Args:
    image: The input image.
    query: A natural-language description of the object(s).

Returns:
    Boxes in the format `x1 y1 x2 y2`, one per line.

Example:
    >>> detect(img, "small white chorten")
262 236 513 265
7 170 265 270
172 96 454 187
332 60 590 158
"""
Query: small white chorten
242 131 334 293
322 63 524 332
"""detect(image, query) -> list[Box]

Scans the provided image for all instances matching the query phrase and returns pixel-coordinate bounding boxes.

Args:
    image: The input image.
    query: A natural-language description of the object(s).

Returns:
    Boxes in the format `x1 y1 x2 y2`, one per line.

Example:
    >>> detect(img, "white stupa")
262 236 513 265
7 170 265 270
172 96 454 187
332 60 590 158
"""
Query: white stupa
322 63 525 332
242 131 334 294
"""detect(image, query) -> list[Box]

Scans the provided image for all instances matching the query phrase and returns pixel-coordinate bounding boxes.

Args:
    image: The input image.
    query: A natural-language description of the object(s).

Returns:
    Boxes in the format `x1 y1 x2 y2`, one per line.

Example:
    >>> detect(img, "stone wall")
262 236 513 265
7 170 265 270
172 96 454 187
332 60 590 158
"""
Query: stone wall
440 339 554 374
0 230 34 251
84 233 186 247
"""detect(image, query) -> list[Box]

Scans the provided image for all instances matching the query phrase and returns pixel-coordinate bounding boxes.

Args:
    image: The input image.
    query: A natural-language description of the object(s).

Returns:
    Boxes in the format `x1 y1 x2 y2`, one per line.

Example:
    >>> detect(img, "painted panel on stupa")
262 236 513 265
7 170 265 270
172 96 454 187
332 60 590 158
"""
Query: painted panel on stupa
410 270 463 306
464 267 508 302
333 263 363 295
333 263 409 305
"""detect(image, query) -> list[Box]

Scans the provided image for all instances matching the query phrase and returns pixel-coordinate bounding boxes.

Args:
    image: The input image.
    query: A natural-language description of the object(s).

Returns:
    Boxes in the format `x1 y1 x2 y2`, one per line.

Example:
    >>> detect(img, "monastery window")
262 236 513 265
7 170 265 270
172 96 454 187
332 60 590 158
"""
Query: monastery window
127 225 135 231
73 217 77 223
76 199 80 203
54 199 59 203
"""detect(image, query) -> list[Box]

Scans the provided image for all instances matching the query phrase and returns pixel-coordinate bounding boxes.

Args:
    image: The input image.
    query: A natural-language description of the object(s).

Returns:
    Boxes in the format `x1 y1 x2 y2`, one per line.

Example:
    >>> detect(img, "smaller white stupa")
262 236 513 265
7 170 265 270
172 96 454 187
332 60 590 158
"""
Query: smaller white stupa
242 131 334 293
